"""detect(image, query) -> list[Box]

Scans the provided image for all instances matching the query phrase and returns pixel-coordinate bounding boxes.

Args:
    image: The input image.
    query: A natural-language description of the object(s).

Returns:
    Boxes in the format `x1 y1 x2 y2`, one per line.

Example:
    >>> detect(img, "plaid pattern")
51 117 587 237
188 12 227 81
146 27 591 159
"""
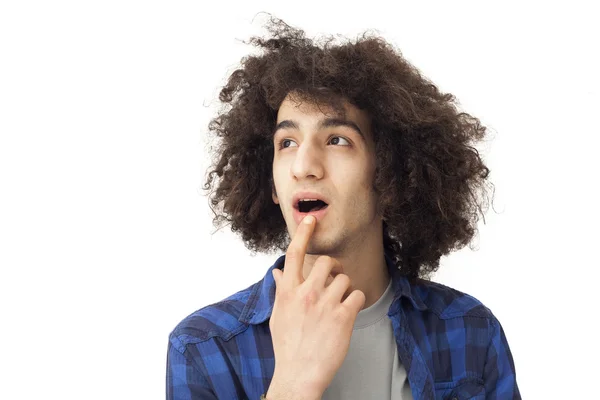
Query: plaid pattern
166 252 520 399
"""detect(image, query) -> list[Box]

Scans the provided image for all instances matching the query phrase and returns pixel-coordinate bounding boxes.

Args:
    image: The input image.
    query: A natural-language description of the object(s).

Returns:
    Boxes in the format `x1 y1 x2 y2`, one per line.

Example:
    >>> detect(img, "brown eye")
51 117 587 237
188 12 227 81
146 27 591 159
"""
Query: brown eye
278 139 297 149
329 136 350 146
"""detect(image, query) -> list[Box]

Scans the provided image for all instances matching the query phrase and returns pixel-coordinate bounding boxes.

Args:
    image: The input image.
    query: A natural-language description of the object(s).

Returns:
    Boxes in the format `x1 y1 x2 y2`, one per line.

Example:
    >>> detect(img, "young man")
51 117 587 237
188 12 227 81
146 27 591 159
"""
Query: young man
166 16 520 400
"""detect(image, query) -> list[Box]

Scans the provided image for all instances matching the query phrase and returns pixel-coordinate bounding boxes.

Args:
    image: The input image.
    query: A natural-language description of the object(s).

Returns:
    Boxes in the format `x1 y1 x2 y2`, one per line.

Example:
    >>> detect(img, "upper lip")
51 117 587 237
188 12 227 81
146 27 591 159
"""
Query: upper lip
292 191 330 209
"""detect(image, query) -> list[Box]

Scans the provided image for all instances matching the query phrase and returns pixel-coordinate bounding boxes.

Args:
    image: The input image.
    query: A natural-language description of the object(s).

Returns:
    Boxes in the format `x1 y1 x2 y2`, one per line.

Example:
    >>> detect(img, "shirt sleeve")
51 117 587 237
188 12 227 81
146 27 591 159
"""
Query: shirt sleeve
482 316 521 399
166 334 218 400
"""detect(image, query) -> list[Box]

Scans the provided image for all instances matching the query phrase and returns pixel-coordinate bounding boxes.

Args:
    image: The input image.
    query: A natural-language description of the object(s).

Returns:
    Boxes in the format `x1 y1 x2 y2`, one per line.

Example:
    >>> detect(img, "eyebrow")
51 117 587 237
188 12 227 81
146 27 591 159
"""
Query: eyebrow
273 118 365 141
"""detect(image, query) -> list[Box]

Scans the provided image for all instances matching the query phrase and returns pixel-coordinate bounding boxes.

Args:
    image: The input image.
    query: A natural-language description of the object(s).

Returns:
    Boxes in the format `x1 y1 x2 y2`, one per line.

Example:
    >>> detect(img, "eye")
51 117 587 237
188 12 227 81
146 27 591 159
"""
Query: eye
278 139 298 149
328 136 350 146
277 136 351 150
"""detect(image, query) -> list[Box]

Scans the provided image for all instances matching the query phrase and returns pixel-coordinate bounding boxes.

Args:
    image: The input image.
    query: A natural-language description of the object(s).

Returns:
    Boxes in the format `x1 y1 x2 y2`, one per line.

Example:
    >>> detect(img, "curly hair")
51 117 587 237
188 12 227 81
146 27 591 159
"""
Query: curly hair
203 15 495 282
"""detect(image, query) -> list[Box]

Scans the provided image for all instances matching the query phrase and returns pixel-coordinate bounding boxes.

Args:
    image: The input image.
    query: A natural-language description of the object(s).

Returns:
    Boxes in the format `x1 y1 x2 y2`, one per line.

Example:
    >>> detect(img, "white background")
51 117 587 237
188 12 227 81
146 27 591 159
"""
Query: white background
1 1 598 399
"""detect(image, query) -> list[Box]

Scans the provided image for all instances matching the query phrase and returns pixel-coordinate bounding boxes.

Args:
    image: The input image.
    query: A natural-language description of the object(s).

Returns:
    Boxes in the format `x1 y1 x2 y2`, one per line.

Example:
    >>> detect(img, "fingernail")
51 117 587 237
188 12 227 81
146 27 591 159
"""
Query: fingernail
303 215 314 224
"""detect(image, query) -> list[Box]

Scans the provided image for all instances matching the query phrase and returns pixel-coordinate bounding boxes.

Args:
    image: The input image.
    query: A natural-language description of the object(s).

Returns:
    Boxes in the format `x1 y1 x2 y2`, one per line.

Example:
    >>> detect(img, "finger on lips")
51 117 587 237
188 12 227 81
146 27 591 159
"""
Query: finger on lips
281 215 350 295
282 215 316 286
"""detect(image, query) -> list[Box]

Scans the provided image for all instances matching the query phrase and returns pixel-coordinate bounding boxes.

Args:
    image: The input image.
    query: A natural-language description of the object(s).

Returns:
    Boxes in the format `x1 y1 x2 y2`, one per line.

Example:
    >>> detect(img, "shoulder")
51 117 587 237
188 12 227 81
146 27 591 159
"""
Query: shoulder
397 278 520 395
411 278 494 320
168 281 258 353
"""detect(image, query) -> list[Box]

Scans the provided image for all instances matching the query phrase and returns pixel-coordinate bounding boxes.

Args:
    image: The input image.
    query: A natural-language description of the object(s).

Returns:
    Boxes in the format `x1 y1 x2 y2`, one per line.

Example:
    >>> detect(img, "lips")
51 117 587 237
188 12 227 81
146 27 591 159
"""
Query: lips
292 203 329 225
291 191 331 225
292 191 330 210
297 199 328 213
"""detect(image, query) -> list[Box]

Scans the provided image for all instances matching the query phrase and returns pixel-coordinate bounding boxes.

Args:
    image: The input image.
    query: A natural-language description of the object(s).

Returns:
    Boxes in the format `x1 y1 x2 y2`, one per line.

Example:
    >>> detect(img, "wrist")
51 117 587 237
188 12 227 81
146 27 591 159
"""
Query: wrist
265 376 323 400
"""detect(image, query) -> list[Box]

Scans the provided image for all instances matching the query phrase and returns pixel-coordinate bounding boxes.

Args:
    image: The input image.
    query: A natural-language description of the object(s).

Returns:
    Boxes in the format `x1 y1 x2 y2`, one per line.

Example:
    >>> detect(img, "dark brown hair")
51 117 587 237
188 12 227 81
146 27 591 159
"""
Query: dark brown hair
203 15 495 282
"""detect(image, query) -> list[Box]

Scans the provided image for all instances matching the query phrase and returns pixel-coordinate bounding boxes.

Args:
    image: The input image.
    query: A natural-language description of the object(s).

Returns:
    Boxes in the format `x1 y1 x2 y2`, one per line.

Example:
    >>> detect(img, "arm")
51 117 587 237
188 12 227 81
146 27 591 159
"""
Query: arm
166 335 218 400
483 316 521 399
265 377 323 400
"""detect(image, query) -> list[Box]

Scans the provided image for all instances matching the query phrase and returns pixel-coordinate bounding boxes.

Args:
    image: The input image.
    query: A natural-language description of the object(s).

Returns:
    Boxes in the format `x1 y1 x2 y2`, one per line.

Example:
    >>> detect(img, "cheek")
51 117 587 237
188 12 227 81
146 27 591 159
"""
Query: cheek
271 169 287 203
272 159 287 179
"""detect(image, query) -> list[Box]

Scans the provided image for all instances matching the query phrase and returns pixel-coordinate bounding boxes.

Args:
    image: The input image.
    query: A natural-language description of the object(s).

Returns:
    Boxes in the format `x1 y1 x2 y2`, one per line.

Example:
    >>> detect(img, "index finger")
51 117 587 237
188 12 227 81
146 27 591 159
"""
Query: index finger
283 215 316 286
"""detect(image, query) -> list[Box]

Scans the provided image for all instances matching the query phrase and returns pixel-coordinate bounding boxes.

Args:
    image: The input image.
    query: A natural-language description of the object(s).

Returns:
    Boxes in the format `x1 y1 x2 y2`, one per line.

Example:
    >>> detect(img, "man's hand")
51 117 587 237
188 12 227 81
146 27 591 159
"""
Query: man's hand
267 215 366 399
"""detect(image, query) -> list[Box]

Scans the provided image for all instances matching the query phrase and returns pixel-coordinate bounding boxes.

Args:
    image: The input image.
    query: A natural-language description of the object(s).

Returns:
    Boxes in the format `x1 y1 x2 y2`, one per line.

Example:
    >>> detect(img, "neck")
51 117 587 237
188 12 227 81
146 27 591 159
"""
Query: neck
301 220 390 310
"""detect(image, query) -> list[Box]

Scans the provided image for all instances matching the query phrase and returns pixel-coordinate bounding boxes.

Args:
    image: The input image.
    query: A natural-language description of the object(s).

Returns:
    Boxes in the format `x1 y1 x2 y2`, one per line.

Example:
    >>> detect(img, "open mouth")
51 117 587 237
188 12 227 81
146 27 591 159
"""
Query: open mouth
297 199 329 213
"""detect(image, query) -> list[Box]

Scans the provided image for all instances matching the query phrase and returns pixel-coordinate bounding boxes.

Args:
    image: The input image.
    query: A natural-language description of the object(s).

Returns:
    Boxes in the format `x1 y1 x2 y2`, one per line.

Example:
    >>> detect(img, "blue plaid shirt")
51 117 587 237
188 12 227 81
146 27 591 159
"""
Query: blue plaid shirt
166 252 520 399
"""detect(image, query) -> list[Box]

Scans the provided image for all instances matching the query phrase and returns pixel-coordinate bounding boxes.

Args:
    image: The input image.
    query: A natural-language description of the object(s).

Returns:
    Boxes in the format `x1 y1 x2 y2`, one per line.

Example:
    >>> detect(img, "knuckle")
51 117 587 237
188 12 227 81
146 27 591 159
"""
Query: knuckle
286 248 300 260
274 288 291 302
334 306 351 322
302 288 319 306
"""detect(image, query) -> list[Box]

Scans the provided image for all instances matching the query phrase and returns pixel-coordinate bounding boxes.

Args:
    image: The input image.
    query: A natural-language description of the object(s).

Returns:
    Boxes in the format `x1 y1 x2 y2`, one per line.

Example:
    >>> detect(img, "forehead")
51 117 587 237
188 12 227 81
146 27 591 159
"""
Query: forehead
276 94 372 139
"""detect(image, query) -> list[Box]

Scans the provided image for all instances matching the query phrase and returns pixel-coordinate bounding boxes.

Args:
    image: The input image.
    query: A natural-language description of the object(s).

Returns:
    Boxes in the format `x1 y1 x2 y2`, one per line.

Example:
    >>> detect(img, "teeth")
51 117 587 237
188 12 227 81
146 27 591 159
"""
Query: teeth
300 199 318 201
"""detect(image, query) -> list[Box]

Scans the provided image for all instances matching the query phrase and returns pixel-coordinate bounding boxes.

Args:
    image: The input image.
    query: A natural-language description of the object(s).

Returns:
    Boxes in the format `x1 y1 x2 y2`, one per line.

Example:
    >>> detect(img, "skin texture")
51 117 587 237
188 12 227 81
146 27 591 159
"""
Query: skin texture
271 93 390 309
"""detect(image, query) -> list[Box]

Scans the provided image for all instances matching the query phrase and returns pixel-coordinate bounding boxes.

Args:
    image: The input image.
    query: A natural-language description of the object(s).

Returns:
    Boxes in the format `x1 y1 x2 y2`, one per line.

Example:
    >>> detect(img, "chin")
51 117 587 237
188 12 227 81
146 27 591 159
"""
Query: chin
306 240 341 256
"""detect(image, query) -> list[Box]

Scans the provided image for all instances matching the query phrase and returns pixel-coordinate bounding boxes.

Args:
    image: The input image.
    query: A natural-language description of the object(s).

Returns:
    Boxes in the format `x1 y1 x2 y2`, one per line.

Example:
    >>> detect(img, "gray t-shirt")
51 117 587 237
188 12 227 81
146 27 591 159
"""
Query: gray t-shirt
322 278 413 400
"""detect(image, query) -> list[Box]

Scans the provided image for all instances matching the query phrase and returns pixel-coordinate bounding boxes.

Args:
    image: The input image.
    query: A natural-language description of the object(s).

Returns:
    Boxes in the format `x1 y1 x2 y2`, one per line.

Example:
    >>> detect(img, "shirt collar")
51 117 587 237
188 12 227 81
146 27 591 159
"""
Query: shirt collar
240 251 428 326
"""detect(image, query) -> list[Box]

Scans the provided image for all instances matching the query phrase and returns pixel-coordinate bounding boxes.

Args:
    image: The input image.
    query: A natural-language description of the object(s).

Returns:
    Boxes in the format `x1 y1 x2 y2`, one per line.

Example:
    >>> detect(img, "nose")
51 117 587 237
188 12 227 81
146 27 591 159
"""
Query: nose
290 140 324 180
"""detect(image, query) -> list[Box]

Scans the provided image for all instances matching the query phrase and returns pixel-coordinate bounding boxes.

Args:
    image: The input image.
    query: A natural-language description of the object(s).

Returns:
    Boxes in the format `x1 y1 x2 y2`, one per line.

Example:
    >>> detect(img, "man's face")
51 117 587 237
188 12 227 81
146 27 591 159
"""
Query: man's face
271 93 382 255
